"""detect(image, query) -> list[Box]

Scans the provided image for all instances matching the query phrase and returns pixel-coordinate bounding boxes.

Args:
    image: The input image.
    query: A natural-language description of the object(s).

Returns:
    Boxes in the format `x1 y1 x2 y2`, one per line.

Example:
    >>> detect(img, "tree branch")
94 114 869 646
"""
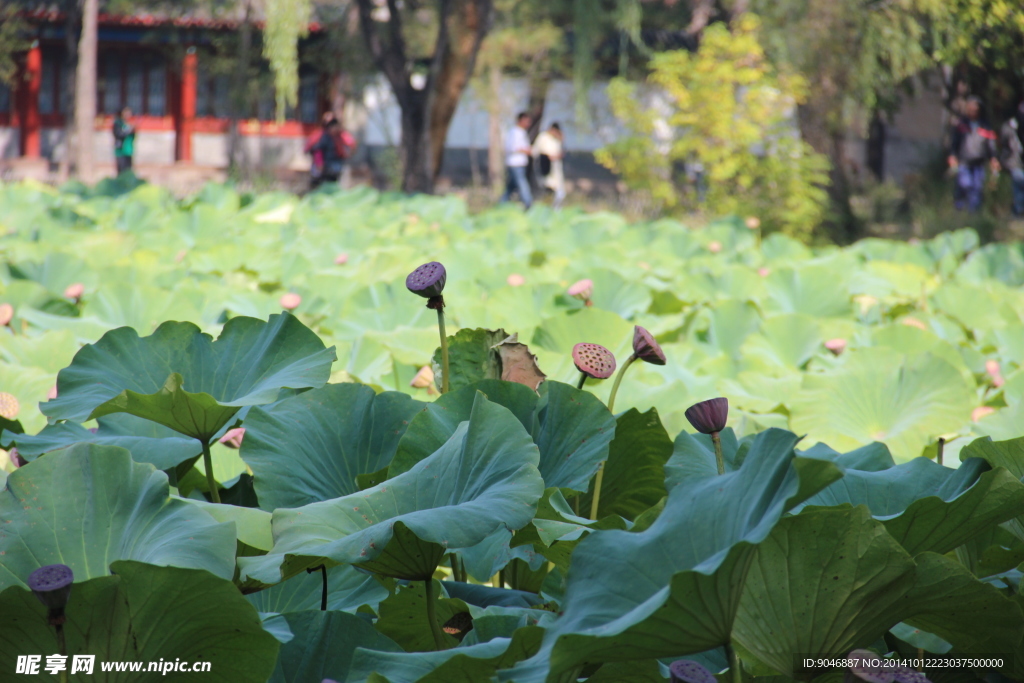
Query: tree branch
355 0 409 101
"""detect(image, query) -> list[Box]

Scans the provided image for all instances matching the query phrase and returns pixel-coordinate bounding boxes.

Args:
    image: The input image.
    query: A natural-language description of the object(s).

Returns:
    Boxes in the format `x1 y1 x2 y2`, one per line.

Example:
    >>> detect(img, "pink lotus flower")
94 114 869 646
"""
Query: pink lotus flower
506 274 525 287
757 267 770 277
63 283 84 301
280 293 302 310
708 241 722 253
410 365 434 389
567 279 593 304
219 427 245 449
47 385 58 400
985 360 1005 387
334 253 349 265
745 216 761 229
0 303 13 326
972 406 996 422
824 338 847 355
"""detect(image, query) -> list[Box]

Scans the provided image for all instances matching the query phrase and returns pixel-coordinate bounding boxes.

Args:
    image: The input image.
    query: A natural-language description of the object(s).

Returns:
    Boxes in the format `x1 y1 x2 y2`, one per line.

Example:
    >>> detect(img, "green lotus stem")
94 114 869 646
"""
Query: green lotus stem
201 439 221 504
424 579 447 651
576 373 587 390
589 465 605 521
607 354 636 414
56 624 67 683
498 568 505 589
449 554 463 582
937 437 945 466
712 431 725 476
437 309 450 394
727 641 742 683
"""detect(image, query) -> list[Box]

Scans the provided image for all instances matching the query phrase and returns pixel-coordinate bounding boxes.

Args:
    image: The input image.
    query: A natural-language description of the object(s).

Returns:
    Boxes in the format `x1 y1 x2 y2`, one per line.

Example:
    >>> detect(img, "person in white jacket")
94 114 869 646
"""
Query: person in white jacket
500 112 533 209
533 122 566 209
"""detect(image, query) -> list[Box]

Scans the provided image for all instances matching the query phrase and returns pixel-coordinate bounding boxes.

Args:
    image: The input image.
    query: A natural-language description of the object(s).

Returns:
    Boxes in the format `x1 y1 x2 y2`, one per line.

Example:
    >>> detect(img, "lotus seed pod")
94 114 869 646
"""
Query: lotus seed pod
846 650 894 683
406 262 446 299
410 365 434 389
47 385 58 400
891 668 929 683
28 564 74 613
0 303 13 326
685 397 729 435
745 216 761 229
334 253 349 265
972 406 996 422
0 392 19 420
757 267 771 277
279 293 302 310
572 343 616 379
708 241 722 253
669 660 717 683
824 338 847 355
567 279 593 301
632 326 666 365
506 273 525 287
219 427 246 449
63 282 84 300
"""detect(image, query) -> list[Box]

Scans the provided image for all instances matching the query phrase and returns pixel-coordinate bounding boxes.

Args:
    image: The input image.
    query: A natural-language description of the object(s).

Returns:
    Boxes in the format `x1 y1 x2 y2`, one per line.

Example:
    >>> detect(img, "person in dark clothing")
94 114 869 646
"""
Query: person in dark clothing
948 96 999 213
999 100 1024 216
305 113 355 190
113 107 135 175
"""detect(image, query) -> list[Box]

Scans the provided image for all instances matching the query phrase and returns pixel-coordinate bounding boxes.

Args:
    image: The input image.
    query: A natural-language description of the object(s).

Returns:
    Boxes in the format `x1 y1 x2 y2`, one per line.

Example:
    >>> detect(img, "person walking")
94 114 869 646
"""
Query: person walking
112 107 135 176
305 113 355 190
500 112 533 209
999 100 1024 216
533 122 566 209
948 96 999 213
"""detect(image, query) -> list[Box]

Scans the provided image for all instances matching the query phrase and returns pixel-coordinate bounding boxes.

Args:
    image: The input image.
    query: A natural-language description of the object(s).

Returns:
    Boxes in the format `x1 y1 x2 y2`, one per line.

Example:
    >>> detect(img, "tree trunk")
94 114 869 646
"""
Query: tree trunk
866 110 885 181
525 76 547 142
59 3 80 182
401 87 433 192
486 67 504 196
74 0 98 181
797 101 858 243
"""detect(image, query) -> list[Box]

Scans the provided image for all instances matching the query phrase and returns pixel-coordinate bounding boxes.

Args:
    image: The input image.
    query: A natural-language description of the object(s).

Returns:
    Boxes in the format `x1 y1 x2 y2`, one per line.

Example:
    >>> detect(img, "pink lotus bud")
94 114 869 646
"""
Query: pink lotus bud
567 279 593 303
572 342 616 379
0 303 13 326
219 427 246 449
708 241 722 254
410 365 434 389
985 360 1000 377
972 406 996 422
47 385 58 400
63 283 84 301
506 274 525 287
279 293 302 310
757 267 770 277
0 392 19 420
685 397 728 434
824 338 847 355
334 253 349 265
745 216 761 230
632 326 666 365
901 317 927 331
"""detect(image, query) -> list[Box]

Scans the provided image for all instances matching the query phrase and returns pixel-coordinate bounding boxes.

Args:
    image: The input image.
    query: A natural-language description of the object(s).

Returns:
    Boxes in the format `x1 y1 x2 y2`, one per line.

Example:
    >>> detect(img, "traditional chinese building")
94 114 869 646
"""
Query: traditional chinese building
0 8 329 170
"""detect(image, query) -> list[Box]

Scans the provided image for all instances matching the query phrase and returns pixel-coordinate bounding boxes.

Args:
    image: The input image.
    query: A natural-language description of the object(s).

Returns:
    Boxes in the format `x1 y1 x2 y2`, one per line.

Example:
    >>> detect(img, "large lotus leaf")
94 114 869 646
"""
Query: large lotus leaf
499 429 843 683
733 507 917 678
870 324 974 386
0 444 235 590
0 327 80 374
430 327 507 393
738 313 822 373
0 359 59 433
375 579 469 651
392 380 615 492
0 560 278 683
349 628 545 683
247 564 388 614
530 308 634 383
40 313 337 441
664 428 745 487
579 408 673 520
694 299 762 360
789 349 974 462
241 384 425 510
239 393 543 584
267 610 401 683
796 441 895 471
9 414 201 470
763 260 853 318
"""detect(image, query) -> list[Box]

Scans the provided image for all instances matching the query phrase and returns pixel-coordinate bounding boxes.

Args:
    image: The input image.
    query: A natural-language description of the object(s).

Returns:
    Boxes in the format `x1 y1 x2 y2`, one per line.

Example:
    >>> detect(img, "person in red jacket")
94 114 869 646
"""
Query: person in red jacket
305 113 356 190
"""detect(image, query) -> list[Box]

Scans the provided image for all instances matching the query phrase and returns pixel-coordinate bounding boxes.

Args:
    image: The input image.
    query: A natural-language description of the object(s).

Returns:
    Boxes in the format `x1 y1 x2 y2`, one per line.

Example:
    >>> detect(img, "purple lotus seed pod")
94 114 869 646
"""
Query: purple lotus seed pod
669 660 717 683
632 326 666 365
406 262 447 299
847 650 894 683
572 343 616 379
28 564 73 613
684 397 729 434
892 668 929 683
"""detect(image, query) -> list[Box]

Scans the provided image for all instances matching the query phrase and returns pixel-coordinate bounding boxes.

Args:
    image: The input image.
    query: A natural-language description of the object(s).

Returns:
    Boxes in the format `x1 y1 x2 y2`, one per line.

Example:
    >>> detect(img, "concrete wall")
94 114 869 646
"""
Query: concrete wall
192 133 308 170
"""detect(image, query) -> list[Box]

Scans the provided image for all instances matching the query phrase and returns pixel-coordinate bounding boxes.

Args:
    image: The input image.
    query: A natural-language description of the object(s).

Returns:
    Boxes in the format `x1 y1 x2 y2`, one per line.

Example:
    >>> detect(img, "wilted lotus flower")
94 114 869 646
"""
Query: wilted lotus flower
707 241 722 254
9 447 25 468
567 279 593 306
410 365 434 389
632 326 666 366
63 283 84 301
745 216 761 230
506 273 525 287
219 427 245 449
406 261 447 300
824 338 847 356
685 397 728 435
972 406 996 422
0 392 19 420
669 660 717 683
334 253 349 265
0 303 13 327
47 385 58 400
901 317 927 331
572 343 616 380
279 293 302 310
28 564 73 622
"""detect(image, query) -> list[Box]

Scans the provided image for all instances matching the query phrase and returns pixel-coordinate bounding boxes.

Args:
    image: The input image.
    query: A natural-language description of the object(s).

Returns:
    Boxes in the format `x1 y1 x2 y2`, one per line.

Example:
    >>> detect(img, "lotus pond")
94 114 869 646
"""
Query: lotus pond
1 178 1024 682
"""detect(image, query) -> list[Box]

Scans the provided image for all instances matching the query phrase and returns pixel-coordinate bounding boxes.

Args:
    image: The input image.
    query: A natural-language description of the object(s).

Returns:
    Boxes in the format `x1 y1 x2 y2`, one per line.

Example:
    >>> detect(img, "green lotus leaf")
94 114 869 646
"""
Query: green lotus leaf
763 259 854 318
246 564 388 614
664 428 745 487
789 349 974 462
238 393 543 584
176 496 273 551
40 313 337 442
0 359 59 433
738 313 822 373
0 560 279 683
500 429 843 683
241 384 425 510
0 444 235 591
267 610 401 683
430 328 508 393
796 441 895 471
376 579 469 651
530 308 634 383
392 380 615 492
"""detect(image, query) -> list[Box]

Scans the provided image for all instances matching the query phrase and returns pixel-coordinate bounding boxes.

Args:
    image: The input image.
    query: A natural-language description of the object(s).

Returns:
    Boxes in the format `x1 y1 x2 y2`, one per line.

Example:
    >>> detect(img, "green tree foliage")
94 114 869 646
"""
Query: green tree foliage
263 0 312 121
596 15 829 240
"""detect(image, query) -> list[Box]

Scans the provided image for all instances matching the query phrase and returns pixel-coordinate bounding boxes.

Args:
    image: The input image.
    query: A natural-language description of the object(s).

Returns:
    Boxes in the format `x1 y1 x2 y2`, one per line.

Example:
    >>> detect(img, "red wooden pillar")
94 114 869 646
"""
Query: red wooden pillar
18 41 42 158
176 47 197 162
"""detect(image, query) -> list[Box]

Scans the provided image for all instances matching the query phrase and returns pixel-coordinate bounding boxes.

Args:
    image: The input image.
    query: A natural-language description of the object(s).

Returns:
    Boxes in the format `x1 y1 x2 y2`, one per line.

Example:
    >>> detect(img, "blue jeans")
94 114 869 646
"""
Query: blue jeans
1011 168 1024 216
955 164 985 212
501 166 532 209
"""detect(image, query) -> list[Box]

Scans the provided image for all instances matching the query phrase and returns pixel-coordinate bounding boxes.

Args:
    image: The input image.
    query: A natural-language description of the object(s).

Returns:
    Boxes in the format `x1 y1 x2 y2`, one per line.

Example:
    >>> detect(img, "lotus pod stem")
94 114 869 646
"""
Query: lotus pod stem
589 354 637 520
424 579 447 651
727 642 743 683
200 439 221 504
436 309 450 394
712 432 725 476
